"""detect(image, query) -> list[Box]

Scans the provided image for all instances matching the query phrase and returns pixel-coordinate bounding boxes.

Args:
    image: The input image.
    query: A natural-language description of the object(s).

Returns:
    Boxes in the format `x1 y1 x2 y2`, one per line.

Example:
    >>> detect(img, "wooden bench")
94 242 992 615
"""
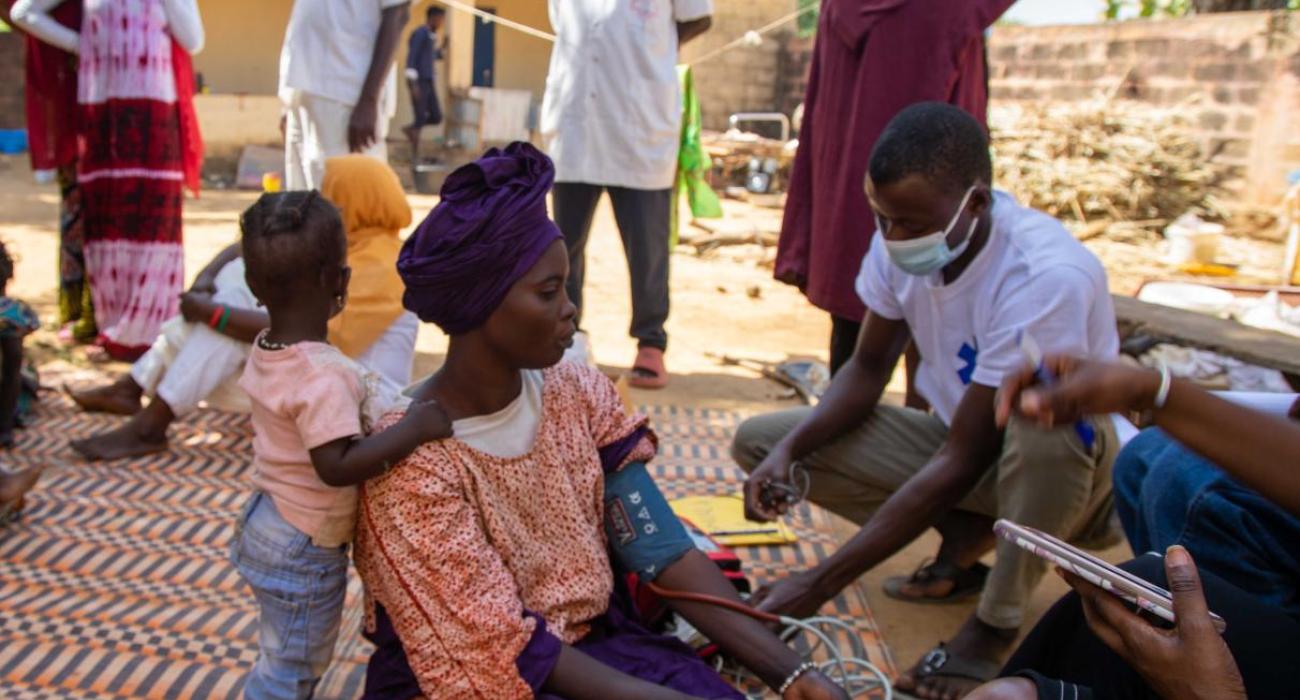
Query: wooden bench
1112 294 1300 384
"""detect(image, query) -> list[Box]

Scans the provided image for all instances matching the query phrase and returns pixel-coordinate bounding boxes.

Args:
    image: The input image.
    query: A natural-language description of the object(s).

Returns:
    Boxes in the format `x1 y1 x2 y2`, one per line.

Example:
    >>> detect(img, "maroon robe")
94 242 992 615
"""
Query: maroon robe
776 0 1014 321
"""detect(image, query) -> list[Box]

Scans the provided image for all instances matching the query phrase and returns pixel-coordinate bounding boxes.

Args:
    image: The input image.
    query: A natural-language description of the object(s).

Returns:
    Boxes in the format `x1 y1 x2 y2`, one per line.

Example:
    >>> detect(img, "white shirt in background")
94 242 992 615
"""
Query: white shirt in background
278 0 406 118
542 0 713 191
855 191 1119 426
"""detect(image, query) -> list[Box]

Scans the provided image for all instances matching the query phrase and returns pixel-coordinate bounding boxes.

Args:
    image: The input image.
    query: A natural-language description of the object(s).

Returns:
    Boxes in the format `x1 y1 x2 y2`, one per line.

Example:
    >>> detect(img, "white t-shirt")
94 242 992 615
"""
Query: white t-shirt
278 0 405 115
855 191 1119 426
542 0 713 190
451 369 544 459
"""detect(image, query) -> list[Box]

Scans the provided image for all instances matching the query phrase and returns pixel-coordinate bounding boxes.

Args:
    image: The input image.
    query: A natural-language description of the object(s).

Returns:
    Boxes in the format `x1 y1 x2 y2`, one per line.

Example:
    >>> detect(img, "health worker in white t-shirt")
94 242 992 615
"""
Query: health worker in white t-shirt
733 102 1121 699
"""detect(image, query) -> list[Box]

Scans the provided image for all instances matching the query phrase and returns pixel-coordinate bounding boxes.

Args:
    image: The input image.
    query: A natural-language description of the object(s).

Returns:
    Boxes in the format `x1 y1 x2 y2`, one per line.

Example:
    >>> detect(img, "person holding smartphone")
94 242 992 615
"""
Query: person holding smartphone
964 356 1300 700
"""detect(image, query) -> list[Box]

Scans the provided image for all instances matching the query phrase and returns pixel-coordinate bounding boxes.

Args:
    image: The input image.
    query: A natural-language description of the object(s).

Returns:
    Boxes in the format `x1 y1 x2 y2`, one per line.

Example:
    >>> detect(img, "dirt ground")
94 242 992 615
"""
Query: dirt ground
11 149 1251 678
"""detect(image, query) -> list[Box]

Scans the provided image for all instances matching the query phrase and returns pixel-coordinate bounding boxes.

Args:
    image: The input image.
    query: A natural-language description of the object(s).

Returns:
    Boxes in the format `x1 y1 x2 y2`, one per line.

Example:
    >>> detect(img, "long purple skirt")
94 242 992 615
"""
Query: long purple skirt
362 591 744 700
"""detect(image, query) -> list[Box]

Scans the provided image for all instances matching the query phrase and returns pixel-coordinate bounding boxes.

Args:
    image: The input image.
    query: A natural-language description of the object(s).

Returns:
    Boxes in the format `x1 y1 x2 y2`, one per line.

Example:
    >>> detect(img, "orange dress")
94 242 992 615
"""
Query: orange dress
354 363 656 698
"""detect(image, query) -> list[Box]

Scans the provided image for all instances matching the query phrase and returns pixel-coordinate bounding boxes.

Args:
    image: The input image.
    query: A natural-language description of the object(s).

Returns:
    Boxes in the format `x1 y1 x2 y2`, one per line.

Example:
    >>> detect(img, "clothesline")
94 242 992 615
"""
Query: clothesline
433 0 817 66
435 0 558 42
688 5 817 66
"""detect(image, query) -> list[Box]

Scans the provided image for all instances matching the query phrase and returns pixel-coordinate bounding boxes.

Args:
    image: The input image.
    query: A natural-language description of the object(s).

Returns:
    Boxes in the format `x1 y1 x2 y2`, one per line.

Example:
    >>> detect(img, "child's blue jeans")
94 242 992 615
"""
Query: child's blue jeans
1115 428 1300 618
231 491 349 700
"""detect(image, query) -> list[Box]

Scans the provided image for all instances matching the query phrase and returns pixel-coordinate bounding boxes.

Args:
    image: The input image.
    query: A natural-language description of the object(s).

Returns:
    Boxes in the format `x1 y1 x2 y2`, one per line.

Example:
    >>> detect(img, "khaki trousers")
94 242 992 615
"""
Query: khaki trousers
732 405 1119 628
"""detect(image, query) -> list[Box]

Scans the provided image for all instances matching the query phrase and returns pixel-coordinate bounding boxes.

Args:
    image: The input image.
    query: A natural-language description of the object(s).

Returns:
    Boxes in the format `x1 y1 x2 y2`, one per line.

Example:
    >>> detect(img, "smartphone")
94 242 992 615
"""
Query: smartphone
994 519 1227 634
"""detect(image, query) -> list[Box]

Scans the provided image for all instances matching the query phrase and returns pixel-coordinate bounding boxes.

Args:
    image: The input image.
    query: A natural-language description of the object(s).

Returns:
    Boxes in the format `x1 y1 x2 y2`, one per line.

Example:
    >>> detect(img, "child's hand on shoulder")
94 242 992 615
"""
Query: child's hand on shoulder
399 398 453 445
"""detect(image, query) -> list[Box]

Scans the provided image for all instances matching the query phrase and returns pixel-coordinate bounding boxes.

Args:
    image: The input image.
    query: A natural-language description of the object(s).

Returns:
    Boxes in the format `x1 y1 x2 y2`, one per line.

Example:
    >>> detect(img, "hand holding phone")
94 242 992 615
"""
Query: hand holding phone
994 519 1226 633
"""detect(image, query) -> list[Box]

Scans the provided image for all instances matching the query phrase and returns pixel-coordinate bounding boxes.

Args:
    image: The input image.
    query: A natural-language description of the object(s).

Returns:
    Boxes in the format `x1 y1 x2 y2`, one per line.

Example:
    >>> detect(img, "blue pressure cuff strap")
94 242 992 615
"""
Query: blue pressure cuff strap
604 461 694 581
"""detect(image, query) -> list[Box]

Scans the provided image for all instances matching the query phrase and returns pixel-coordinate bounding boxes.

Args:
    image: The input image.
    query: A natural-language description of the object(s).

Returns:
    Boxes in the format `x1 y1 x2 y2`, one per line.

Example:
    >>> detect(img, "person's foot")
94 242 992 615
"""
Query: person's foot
0 463 45 522
895 615 1019 700
66 377 144 416
70 422 168 461
887 512 998 602
884 559 990 603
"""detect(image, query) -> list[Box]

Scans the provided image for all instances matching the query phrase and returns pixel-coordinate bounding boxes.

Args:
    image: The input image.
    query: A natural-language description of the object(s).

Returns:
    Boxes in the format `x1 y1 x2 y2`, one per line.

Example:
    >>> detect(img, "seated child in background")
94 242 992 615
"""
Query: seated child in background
0 241 44 522
68 154 420 463
0 242 40 448
230 191 451 699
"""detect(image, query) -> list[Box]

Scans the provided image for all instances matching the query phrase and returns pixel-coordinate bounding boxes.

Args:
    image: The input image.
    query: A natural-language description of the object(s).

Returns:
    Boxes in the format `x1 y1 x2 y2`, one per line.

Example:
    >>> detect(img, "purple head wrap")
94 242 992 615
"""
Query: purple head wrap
398 142 563 335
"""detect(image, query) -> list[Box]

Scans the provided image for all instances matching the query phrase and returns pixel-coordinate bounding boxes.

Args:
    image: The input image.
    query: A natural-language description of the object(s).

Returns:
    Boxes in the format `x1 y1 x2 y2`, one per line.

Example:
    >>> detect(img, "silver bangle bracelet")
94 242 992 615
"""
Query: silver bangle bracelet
1154 360 1172 410
777 661 818 696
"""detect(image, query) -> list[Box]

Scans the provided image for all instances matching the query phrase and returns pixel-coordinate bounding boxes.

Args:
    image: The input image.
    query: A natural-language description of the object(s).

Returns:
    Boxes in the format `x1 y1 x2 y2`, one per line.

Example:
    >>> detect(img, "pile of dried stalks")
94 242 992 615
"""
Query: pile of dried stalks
991 99 1227 239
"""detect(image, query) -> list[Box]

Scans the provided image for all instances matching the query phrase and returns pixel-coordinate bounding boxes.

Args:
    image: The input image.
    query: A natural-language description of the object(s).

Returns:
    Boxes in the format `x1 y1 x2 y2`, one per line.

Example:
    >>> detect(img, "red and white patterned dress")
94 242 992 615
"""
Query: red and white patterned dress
354 363 657 698
78 0 196 360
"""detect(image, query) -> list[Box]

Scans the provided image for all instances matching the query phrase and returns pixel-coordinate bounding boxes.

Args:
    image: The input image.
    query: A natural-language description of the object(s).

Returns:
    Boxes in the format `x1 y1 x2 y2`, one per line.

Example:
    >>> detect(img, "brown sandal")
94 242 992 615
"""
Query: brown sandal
883 559 990 604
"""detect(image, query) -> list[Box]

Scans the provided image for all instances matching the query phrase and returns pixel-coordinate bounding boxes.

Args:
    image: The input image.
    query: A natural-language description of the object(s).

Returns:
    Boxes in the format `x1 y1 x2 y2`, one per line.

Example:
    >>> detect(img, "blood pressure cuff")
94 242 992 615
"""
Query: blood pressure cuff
604 461 694 581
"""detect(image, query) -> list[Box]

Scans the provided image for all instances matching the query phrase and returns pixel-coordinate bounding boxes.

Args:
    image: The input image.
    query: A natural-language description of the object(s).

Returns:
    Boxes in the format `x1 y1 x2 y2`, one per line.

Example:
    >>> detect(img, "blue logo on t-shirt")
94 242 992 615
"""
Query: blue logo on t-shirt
957 339 978 385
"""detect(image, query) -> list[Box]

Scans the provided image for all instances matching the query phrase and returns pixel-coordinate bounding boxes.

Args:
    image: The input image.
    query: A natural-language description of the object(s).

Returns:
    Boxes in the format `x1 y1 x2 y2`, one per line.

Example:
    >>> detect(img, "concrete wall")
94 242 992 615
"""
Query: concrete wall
987 11 1300 204
484 1 553 95
679 0 799 133
194 94 283 161
191 0 291 95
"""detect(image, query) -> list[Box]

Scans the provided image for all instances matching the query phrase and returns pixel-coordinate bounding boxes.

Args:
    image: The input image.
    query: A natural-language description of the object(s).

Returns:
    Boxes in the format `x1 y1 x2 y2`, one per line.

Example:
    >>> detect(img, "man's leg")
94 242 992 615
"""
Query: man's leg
71 325 251 461
72 261 256 461
1112 427 1164 556
299 93 354 189
68 312 194 417
1115 428 1300 616
980 417 1118 630
607 186 672 352
551 182 604 329
828 315 859 376
898 416 1117 699
284 102 310 191
403 86 423 161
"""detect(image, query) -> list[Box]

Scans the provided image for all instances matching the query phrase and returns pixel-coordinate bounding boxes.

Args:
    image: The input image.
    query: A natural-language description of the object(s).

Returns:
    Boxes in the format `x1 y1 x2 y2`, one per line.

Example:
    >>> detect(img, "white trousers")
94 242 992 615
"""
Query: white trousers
131 259 257 416
284 91 389 191
131 260 418 415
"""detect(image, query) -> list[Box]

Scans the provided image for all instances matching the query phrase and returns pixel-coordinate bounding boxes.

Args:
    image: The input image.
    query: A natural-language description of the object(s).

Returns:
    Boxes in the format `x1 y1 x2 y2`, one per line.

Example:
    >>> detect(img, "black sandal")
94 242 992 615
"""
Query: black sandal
895 642 1001 698
882 559 990 604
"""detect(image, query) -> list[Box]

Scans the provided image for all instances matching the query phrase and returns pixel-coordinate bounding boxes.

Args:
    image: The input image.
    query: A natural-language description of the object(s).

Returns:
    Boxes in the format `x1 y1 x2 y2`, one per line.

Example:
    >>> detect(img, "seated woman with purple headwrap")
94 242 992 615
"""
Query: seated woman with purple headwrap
353 143 848 700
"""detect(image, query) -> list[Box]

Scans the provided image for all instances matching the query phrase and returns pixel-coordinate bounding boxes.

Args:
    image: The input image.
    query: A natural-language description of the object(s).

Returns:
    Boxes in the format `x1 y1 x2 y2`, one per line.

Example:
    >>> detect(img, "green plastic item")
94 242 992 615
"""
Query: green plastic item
672 64 723 248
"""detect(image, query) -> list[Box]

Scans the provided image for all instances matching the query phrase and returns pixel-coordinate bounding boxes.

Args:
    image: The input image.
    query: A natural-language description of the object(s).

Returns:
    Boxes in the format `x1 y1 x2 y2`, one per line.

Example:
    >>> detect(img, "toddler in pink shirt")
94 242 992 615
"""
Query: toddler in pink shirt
230 191 450 699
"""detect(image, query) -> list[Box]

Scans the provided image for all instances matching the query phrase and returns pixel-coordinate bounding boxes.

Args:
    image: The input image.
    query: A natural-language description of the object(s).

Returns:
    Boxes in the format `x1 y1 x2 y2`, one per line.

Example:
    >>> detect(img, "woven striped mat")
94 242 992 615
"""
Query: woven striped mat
0 378 893 699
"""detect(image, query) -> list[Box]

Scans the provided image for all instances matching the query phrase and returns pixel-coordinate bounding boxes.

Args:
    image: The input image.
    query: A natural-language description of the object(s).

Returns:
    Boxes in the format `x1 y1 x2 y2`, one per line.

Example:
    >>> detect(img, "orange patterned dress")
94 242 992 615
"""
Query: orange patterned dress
354 362 656 698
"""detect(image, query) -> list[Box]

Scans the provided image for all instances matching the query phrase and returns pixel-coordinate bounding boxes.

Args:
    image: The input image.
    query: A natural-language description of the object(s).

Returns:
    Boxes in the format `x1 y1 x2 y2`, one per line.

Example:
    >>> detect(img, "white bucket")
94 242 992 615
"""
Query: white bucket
1164 218 1224 265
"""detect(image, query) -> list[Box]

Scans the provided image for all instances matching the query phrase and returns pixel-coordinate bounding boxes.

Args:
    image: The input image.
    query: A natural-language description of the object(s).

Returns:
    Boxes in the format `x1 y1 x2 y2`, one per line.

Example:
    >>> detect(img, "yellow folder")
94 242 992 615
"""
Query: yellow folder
670 494 798 547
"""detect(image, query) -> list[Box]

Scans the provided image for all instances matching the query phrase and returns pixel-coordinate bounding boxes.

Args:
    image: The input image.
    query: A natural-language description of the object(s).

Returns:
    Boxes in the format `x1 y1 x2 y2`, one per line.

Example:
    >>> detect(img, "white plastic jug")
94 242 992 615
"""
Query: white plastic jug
1163 214 1224 265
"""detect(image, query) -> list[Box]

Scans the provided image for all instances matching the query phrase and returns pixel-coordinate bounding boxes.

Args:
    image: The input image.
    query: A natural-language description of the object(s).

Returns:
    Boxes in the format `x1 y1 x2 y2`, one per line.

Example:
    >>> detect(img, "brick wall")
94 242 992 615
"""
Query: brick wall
988 11 1300 204
680 0 800 134
0 32 26 130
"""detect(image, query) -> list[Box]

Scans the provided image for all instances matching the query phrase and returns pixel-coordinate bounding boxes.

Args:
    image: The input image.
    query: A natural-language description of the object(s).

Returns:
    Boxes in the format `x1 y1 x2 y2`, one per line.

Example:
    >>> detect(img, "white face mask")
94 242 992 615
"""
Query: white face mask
878 186 978 276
